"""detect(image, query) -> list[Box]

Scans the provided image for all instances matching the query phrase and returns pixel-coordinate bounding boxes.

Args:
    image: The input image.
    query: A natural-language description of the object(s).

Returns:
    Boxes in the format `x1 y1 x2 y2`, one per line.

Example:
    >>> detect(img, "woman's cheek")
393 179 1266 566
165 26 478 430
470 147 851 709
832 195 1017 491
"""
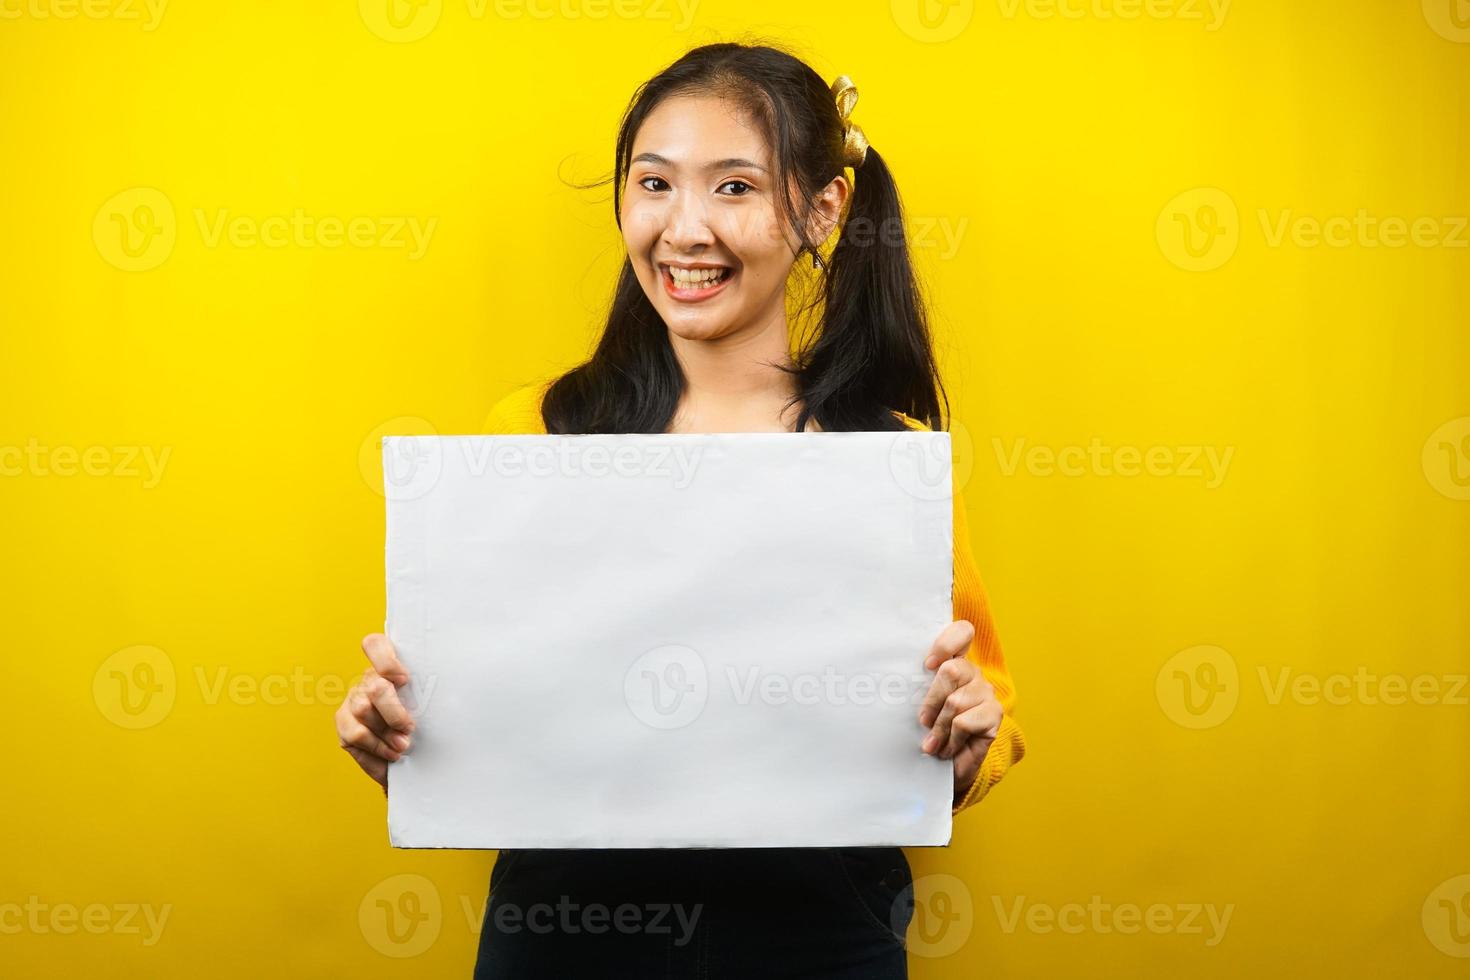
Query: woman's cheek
621 203 660 253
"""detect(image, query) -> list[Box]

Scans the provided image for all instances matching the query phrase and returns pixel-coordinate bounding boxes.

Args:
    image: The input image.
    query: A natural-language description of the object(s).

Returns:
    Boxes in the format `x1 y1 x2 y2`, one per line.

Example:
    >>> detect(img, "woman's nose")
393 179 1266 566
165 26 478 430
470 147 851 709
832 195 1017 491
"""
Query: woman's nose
662 190 716 251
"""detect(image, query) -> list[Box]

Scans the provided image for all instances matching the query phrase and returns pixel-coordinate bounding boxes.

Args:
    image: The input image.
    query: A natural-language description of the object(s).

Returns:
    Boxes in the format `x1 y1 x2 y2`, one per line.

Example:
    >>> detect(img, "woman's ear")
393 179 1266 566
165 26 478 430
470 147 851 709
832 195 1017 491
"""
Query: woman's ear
805 174 851 251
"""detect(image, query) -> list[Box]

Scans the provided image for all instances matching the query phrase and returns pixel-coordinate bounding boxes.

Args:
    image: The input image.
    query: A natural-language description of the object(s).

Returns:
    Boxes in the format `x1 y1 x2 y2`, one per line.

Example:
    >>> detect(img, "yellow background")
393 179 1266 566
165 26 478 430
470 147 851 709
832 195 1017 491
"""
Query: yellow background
3 0 1468 976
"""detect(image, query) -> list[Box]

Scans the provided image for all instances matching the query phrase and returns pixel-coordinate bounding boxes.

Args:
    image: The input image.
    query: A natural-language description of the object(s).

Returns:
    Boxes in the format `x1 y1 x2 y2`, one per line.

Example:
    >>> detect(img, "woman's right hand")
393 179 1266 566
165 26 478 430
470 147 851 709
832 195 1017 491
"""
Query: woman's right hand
334 633 415 792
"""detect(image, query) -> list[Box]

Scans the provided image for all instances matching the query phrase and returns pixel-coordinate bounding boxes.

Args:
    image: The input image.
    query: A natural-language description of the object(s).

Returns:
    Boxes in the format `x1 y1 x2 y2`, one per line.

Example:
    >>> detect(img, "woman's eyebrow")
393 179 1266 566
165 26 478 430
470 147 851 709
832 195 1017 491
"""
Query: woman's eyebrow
631 152 768 173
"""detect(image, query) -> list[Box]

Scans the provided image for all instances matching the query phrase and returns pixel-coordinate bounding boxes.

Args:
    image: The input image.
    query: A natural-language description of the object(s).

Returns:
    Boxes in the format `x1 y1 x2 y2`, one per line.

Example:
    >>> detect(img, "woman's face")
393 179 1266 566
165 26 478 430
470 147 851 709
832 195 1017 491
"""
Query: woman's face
621 94 814 344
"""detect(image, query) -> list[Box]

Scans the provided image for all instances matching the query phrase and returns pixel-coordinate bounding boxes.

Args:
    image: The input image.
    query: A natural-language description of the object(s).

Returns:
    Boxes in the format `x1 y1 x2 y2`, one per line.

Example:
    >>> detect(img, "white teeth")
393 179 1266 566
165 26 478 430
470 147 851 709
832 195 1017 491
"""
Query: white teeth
668 266 727 287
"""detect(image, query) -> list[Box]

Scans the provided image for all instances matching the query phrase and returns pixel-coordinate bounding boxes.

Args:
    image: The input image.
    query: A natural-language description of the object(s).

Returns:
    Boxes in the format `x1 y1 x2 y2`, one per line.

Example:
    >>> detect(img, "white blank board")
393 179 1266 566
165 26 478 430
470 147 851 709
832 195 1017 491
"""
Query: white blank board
383 430 954 849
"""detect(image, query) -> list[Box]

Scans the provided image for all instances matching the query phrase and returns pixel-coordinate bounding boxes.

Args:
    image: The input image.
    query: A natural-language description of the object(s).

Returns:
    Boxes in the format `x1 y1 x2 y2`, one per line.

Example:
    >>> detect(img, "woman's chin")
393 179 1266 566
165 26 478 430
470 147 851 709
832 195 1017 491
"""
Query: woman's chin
662 311 737 343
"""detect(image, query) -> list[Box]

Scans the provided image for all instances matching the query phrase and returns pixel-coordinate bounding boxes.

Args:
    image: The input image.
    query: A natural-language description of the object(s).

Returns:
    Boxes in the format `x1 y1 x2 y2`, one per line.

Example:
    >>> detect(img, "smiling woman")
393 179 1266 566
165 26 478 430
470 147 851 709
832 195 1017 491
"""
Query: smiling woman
537 44 947 438
333 39 1026 979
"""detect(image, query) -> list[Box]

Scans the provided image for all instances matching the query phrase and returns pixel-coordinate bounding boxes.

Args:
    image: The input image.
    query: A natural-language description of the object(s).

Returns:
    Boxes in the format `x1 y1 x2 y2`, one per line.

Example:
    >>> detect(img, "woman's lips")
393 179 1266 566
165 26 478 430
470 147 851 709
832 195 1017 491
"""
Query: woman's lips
660 265 734 303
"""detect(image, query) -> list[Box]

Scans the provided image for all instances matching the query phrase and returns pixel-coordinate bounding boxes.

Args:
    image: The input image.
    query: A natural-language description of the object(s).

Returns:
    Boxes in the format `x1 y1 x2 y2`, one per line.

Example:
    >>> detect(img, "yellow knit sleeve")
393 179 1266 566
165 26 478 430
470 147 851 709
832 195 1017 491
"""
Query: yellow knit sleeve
947 486 1027 816
481 380 551 436
893 412 1027 818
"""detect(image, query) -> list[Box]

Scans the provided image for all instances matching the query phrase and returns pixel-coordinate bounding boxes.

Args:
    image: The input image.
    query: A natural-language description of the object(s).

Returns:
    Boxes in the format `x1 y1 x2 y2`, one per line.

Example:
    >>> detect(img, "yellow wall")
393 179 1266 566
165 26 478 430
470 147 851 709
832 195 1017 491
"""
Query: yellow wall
3 1 1467 976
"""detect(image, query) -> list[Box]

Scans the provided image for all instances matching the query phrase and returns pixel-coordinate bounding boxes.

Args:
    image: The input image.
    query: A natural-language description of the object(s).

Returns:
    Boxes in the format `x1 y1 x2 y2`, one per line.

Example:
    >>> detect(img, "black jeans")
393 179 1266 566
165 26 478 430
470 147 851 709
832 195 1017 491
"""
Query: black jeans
472 846 914 979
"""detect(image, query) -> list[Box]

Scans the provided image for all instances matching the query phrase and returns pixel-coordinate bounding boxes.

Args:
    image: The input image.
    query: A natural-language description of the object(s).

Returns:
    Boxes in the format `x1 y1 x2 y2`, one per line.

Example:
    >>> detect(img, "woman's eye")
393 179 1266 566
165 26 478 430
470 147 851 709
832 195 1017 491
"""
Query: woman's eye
636 176 752 196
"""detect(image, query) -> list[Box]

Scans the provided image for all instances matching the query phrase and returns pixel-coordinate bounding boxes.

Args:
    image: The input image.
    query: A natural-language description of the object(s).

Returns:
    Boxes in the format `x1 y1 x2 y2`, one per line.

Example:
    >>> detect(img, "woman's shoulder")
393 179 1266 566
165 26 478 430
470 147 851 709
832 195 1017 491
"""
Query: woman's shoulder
483 379 553 435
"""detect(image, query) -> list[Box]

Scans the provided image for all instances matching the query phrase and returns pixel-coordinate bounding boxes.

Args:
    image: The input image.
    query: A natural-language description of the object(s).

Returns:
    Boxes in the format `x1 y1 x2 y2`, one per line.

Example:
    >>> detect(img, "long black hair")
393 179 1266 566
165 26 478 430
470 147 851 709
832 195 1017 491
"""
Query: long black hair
541 41 948 435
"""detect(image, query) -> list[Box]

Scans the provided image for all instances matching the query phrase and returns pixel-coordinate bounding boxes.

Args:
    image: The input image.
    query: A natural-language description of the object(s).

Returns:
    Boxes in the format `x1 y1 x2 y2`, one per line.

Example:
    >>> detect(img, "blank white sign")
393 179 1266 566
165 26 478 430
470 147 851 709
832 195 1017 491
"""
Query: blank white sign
382 430 954 849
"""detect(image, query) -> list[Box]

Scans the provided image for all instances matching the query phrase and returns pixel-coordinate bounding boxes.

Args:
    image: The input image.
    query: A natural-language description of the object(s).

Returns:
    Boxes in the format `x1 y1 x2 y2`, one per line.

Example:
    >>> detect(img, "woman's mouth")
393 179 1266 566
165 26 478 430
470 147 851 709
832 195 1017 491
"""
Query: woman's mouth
660 264 734 302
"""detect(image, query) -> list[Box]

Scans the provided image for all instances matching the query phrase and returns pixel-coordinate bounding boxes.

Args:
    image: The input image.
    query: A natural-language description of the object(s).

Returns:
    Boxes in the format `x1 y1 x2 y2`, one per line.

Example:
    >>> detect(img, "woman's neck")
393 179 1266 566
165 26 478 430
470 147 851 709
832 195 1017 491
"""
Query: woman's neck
666 309 810 433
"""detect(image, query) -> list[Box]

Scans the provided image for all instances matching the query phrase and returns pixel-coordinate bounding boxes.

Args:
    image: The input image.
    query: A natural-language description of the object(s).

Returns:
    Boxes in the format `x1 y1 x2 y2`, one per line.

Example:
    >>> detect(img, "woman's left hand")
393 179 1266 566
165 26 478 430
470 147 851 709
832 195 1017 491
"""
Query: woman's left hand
918 620 1003 805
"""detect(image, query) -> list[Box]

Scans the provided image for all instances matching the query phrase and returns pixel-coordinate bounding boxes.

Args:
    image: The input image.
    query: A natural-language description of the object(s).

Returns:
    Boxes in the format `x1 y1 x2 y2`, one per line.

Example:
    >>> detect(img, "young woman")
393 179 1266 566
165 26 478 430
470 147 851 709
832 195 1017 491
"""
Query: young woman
335 41 1026 979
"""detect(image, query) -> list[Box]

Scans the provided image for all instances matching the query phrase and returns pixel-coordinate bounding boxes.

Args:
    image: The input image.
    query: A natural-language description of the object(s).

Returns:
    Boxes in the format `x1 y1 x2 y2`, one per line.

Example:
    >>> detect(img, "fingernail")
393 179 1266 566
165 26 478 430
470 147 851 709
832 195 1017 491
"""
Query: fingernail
922 733 937 753
392 733 410 751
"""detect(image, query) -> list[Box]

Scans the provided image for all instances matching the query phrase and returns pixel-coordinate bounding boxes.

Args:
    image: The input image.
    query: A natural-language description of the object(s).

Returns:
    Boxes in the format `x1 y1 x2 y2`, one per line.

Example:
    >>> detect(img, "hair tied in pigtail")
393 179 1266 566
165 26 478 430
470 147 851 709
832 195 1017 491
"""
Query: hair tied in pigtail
830 75 869 169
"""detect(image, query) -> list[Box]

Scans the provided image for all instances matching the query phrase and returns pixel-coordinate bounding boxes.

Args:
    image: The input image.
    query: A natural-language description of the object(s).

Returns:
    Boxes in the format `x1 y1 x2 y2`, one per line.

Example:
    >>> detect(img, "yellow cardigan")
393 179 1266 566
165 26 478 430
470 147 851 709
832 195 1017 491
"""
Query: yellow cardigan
483 382 1026 818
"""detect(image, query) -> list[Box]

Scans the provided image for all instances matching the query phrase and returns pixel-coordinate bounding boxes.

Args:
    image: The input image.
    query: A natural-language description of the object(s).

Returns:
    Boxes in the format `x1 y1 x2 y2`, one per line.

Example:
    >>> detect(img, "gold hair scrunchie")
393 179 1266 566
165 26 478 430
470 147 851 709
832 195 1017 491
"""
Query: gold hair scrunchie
830 75 869 169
